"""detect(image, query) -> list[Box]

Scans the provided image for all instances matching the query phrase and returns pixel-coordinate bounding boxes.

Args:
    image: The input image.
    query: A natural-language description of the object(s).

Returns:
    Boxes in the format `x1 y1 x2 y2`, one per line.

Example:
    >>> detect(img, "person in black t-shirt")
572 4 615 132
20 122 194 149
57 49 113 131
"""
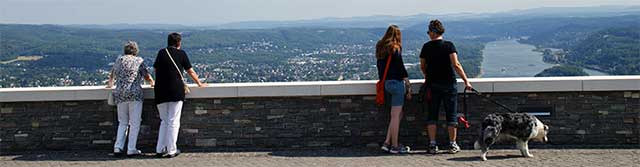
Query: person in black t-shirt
419 20 472 154
153 32 207 158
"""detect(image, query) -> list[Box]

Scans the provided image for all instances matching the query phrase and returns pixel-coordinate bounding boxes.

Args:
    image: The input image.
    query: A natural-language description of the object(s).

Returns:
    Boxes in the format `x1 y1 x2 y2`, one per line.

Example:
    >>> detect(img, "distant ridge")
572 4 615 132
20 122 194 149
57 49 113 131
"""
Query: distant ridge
53 5 640 30
65 23 192 30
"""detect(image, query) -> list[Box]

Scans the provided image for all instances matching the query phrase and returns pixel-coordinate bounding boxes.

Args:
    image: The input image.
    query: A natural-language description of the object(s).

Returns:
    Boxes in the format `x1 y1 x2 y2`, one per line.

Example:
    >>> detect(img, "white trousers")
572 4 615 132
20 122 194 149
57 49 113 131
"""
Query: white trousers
114 101 143 153
156 101 183 154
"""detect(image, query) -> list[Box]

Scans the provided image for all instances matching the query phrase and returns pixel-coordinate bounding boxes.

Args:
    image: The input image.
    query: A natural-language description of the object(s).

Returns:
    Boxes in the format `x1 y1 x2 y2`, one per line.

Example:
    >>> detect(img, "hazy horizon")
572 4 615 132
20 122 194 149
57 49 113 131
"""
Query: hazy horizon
1 0 639 25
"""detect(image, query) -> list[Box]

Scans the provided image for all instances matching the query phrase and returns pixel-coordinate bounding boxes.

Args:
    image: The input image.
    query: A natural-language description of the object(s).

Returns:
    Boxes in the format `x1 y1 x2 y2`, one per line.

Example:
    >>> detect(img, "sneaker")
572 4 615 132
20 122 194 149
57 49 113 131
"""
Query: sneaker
389 145 411 154
155 153 166 158
156 147 167 158
398 144 411 154
127 150 143 157
164 149 181 158
427 143 438 154
381 143 391 152
448 143 460 154
113 148 124 157
165 153 179 158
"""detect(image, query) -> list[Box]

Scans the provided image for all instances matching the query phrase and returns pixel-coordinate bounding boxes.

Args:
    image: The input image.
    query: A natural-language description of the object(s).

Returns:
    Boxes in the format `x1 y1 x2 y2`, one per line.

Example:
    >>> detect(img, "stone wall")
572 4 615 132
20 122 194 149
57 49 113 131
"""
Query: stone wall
1 91 638 153
1 77 639 153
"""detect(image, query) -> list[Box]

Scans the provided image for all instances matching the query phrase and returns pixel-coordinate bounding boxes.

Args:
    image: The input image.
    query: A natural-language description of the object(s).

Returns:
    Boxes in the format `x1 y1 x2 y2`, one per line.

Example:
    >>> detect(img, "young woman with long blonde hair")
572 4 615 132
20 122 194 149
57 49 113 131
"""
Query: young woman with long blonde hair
376 25 411 154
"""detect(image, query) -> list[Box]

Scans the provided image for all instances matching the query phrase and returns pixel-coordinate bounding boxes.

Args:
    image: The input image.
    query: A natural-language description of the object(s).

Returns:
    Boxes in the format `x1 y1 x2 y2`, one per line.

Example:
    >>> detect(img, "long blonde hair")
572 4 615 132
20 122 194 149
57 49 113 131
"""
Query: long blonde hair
376 25 402 59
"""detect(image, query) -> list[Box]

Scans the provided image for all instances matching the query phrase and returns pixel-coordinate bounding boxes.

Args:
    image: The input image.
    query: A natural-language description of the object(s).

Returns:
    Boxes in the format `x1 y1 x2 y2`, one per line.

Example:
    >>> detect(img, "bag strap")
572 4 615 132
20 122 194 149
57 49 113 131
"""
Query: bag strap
381 50 394 82
165 48 185 81
424 44 432 85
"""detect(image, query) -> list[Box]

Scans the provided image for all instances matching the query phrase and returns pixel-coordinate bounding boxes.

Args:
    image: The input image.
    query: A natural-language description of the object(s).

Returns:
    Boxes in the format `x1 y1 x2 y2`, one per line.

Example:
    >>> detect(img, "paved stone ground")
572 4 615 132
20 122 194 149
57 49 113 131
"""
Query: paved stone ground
1 149 639 167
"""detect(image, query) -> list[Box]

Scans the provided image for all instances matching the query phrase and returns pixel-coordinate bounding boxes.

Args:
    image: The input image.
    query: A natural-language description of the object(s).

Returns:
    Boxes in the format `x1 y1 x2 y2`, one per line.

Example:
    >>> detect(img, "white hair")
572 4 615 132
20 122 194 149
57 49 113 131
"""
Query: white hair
123 41 139 56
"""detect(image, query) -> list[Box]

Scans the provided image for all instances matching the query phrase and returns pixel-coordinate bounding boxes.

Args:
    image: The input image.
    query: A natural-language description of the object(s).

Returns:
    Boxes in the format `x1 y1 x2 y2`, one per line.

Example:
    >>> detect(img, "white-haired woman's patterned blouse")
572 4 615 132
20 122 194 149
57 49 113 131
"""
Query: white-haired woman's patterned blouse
112 55 149 104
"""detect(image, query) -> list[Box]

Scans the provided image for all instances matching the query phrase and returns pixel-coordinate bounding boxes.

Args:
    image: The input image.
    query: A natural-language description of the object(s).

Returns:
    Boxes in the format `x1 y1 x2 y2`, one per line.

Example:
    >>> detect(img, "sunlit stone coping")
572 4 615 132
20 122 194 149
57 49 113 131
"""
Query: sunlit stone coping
0 76 638 102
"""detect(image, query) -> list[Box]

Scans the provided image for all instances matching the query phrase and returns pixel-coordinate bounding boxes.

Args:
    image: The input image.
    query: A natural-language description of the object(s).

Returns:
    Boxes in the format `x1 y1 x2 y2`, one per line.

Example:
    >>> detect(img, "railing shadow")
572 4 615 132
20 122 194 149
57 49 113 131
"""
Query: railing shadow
6 146 638 162
447 154 524 162
267 148 390 157
7 151 158 162
266 147 464 157
5 148 436 161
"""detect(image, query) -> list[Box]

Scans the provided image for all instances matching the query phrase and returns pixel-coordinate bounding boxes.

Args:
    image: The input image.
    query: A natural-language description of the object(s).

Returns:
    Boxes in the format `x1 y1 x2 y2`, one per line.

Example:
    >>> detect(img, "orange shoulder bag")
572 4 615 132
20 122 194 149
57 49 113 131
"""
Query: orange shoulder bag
375 53 393 106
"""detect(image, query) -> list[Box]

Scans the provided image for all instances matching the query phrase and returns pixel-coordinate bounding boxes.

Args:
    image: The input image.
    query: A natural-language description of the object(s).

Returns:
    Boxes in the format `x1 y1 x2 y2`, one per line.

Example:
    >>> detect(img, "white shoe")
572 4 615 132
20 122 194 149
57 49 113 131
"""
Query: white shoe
113 148 124 157
127 149 142 156
449 143 460 154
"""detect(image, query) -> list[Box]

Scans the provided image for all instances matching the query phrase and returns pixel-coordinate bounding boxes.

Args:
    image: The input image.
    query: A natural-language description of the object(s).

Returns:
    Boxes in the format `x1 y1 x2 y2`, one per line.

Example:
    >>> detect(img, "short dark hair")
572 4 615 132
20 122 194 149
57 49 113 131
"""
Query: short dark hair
167 32 182 47
428 19 445 35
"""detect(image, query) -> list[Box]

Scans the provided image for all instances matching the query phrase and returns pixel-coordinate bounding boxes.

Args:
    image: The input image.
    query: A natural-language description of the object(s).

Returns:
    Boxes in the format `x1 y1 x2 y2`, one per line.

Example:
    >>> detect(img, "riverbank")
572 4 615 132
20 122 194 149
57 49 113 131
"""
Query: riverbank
479 39 609 78
533 46 609 76
0 56 43 64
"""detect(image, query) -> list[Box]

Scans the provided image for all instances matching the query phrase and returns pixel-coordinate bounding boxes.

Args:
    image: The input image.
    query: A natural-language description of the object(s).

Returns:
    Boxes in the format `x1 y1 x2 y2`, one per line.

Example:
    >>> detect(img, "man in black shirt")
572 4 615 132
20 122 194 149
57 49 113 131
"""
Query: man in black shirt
153 32 207 158
419 20 472 154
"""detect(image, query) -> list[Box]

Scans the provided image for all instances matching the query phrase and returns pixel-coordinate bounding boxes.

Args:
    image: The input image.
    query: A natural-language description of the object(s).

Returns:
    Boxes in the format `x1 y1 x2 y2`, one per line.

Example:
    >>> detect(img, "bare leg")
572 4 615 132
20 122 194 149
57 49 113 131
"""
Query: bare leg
448 126 457 142
427 124 437 142
384 121 392 145
389 106 403 147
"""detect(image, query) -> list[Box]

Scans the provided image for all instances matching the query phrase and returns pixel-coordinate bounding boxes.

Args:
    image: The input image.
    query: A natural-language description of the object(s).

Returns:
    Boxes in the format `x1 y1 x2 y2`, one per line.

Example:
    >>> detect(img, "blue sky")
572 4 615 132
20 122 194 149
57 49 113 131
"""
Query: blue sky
1 0 638 25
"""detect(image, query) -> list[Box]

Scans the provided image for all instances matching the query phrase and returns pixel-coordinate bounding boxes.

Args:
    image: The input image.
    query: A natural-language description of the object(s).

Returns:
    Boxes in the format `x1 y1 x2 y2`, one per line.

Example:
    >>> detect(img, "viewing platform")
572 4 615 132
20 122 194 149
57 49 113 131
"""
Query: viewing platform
0 76 639 153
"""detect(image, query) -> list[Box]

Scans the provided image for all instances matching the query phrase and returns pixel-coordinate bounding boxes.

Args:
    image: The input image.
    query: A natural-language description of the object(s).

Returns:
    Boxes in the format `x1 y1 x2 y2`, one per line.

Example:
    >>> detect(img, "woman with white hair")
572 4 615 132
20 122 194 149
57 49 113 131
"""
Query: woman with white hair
106 41 155 157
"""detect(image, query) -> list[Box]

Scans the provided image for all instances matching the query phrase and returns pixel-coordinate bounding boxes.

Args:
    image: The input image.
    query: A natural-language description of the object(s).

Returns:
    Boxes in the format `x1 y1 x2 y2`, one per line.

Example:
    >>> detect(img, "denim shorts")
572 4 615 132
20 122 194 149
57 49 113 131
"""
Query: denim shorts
424 83 458 126
384 80 406 107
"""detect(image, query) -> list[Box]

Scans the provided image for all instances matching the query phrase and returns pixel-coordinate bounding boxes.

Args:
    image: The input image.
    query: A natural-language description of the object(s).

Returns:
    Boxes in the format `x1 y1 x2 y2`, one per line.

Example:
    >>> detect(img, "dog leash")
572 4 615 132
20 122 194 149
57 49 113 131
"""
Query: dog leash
460 88 519 129
466 88 517 113
460 88 470 129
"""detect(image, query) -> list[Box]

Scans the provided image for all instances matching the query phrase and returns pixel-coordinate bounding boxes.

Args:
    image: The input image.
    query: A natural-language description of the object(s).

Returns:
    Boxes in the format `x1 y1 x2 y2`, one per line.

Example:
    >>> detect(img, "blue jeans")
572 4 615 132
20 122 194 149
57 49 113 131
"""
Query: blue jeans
385 80 405 107
425 83 458 126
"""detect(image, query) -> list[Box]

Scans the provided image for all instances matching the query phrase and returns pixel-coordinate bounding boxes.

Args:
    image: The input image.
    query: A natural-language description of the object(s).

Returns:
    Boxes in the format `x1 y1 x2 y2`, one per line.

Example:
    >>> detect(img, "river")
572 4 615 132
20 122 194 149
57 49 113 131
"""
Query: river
480 39 608 77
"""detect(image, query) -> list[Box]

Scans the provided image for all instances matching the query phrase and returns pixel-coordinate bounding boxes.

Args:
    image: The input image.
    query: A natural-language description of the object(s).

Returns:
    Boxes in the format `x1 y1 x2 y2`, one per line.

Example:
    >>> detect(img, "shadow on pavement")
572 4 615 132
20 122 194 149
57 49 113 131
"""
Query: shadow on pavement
8 151 160 161
268 148 451 157
268 148 392 157
447 154 523 161
6 149 532 160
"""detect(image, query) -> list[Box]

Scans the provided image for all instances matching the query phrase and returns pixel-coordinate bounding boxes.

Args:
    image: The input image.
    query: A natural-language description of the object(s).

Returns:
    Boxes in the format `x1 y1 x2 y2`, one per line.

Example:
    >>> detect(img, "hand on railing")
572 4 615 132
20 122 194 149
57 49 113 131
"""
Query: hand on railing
197 82 208 88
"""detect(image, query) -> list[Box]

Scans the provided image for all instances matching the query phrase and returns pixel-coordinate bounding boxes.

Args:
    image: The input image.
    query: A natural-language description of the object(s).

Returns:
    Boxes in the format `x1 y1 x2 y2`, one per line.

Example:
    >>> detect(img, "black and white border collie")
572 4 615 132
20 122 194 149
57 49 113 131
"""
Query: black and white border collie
474 113 549 161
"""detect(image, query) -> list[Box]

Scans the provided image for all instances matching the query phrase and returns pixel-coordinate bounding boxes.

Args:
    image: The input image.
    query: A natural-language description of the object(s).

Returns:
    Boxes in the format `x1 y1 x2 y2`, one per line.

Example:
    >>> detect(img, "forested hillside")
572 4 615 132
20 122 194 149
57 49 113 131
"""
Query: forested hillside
1 12 638 87
0 24 484 87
